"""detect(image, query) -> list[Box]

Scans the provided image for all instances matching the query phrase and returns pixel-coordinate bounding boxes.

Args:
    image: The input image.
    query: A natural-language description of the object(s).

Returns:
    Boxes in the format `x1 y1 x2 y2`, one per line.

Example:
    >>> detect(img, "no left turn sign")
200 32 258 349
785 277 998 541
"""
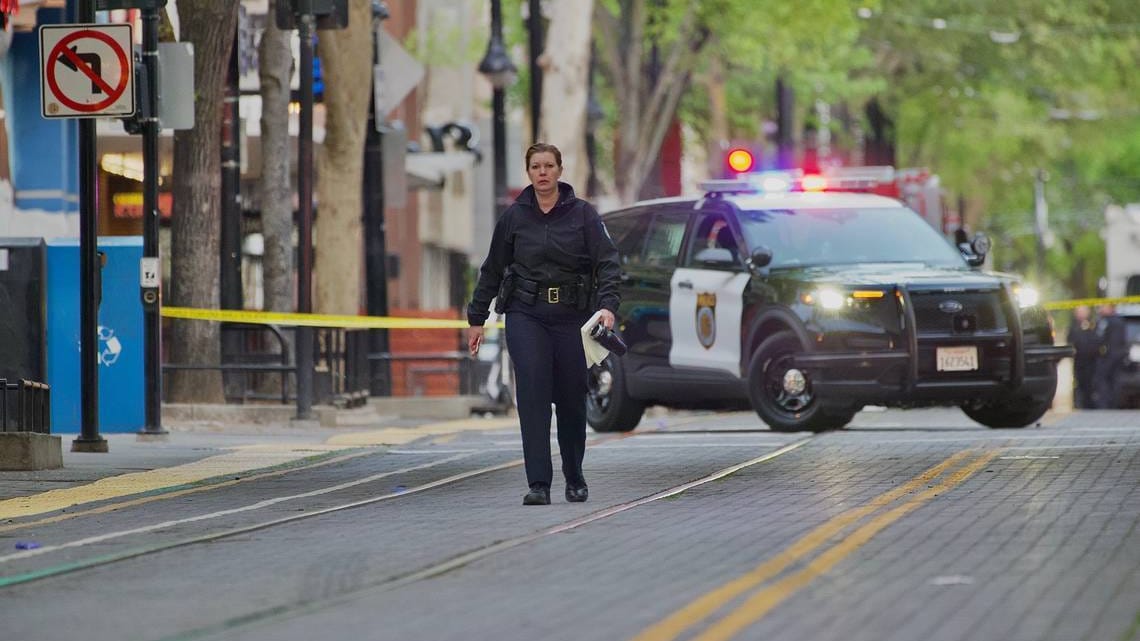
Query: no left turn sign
39 23 135 119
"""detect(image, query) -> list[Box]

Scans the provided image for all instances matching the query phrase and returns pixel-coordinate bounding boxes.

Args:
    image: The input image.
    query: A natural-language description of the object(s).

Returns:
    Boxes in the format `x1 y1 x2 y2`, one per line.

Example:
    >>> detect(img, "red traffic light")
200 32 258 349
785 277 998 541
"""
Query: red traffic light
726 148 755 173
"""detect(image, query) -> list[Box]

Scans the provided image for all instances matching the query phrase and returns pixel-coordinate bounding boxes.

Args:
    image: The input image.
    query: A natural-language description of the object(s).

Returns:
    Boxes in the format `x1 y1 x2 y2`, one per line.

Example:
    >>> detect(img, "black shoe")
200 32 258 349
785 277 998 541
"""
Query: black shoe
565 484 589 503
523 485 550 505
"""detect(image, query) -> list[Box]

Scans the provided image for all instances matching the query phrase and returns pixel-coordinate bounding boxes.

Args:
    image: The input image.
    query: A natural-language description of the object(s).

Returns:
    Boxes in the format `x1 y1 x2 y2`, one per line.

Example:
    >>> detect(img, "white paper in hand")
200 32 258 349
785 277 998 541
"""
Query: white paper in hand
580 310 610 367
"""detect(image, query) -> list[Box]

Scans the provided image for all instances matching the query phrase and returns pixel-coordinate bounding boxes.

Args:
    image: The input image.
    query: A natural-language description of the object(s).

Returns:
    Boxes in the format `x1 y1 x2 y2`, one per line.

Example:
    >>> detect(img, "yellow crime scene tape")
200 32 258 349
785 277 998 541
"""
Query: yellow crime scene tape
163 294 1140 329
1042 295 1140 312
161 306 504 329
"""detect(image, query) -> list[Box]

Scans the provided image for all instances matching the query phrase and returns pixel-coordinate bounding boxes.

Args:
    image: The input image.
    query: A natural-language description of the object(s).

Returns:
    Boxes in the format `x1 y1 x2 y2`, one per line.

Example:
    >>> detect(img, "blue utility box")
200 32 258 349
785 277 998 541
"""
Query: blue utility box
46 238 144 433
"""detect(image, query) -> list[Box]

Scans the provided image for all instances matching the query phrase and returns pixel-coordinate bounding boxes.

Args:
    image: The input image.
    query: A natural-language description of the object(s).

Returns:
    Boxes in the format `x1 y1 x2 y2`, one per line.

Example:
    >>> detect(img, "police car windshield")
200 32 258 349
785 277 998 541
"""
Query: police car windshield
738 207 966 268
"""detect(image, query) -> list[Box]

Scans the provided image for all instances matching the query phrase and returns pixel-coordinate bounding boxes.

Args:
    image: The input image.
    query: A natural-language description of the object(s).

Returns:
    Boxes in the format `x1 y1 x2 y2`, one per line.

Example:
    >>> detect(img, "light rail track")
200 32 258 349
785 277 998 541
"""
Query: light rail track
1 432 815 641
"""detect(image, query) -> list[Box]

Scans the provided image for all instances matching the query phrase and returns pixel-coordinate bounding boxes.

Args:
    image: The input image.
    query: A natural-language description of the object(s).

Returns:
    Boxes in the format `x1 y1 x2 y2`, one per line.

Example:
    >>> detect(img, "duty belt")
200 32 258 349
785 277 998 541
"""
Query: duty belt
540 284 578 304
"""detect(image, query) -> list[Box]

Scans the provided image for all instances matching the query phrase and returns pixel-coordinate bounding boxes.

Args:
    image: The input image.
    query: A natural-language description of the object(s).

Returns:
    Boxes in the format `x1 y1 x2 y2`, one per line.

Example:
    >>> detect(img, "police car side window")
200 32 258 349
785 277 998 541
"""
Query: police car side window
643 211 690 267
687 213 739 266
604 210 651 265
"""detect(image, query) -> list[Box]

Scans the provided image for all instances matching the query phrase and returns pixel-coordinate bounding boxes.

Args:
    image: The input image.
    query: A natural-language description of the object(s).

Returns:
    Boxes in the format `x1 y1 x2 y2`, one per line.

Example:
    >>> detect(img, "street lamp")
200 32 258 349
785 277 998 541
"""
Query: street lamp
479 0 517 214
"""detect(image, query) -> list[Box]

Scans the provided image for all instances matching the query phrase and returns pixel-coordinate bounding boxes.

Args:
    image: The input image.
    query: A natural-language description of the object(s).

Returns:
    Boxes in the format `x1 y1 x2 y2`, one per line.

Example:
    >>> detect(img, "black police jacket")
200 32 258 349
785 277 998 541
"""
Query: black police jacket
467 182 621 326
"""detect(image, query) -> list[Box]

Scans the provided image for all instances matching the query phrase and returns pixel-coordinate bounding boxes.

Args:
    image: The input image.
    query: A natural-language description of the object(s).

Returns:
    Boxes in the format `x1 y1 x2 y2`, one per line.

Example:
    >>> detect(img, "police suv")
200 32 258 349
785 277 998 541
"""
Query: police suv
587 169 1073 433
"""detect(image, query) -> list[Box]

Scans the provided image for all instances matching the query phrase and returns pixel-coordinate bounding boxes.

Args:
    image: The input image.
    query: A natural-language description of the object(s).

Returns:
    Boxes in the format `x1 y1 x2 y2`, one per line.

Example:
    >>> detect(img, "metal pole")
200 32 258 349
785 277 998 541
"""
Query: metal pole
1034 169 1049 283
527 0 542 143
221 38 242 312
139 5 166 438
776 76 794 170
365 11 391 397
220 33 243 402
492 87 508 212
73 0 107 452
295 2 315 419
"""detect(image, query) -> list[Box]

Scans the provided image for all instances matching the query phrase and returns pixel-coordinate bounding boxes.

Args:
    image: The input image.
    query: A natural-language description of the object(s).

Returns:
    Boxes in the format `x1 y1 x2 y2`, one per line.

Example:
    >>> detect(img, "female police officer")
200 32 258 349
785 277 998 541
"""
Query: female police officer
466 143 622 505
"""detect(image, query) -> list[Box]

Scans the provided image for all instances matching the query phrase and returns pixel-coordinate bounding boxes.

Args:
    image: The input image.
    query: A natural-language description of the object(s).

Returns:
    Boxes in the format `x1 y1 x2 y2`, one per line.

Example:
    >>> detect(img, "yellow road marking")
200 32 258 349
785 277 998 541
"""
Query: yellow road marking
693 450 1000 641
0 450 371 534
0 444 352 522
631 448 985 641
0 417 518 523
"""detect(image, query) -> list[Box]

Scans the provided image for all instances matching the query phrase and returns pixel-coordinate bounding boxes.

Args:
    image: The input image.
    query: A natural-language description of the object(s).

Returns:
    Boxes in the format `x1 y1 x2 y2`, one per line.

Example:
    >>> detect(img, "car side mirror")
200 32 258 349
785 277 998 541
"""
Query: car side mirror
748 246 773 269
961 232 989 267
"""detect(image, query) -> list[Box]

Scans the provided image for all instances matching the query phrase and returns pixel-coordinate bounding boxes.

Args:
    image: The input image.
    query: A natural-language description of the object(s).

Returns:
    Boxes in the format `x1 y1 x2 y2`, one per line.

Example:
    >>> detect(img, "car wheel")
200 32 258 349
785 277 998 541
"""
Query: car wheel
960 370 1057 428
587 355 645 432
747 330 852 432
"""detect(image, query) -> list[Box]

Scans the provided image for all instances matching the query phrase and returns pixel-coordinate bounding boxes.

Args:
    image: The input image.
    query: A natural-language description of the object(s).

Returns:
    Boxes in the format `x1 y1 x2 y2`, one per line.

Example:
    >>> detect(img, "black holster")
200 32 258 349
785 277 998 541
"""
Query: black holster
574 274 593 311
494 270 515 313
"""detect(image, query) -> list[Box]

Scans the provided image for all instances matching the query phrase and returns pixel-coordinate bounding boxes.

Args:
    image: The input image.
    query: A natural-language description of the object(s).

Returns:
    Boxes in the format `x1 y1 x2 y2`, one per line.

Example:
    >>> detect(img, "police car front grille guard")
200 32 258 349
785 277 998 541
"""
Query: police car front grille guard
895 284 1023 392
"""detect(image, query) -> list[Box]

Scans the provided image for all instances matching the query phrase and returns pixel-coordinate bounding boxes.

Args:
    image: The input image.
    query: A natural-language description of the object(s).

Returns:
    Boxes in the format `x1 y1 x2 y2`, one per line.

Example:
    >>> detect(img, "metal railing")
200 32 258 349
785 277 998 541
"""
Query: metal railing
164 323 294 404
315 328 370 408
162 323 499 414
369 350 481 397
0 378 51 434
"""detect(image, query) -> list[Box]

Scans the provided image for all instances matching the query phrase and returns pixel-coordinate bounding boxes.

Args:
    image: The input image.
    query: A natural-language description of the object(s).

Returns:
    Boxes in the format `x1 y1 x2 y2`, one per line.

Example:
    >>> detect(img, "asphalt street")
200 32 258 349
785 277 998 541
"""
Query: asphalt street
1 407 1138 641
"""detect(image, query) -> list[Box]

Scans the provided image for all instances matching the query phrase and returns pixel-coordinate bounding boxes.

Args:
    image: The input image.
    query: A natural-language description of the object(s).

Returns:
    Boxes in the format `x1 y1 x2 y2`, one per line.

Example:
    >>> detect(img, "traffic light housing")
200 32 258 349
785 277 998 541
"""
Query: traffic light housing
720 144 759 178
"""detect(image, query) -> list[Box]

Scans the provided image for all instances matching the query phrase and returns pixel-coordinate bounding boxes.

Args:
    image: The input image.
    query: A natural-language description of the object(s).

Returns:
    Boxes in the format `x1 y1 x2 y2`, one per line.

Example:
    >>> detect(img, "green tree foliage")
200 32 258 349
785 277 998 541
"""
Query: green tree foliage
853 0 1140 297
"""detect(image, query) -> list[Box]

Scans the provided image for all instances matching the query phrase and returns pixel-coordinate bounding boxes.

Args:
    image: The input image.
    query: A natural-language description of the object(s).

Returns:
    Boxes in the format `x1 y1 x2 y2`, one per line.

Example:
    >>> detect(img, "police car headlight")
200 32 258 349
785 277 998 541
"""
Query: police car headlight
1014 285 1040 309
817 288 846 310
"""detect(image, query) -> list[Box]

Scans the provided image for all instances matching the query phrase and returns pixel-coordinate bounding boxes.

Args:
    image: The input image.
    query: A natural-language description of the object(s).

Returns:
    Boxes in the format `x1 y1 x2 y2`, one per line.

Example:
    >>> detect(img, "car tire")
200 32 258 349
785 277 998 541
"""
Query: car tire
587 355 645 432
960 370 1057 428
747 330 852 432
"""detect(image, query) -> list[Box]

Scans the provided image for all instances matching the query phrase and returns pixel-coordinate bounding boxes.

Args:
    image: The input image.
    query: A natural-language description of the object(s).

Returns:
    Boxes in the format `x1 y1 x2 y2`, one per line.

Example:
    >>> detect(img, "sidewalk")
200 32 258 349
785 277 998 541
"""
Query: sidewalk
0 400 519 518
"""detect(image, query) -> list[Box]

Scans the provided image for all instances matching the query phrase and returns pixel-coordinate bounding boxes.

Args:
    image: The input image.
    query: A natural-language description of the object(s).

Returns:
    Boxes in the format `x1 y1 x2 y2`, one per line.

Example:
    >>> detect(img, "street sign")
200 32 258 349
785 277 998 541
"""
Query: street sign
39 24 135 119
139 257 159 288
375 28 423 118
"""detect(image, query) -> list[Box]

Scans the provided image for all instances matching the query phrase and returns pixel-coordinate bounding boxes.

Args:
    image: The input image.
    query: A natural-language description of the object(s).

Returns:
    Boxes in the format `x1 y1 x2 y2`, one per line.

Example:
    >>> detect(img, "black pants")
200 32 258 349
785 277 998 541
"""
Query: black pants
505 302 590 489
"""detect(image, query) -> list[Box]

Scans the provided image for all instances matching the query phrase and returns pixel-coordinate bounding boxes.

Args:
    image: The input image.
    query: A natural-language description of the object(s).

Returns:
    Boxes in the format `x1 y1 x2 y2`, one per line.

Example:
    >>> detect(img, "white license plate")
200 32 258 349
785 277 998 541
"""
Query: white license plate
936 346 978 372
1131 344 1140 363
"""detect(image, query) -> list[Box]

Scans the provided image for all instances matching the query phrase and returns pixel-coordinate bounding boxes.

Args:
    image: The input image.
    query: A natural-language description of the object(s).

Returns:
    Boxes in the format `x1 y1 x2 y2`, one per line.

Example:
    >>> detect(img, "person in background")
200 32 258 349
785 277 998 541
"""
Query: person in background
1067 305 1099 409
1093 303 1128 409
466 143 622 506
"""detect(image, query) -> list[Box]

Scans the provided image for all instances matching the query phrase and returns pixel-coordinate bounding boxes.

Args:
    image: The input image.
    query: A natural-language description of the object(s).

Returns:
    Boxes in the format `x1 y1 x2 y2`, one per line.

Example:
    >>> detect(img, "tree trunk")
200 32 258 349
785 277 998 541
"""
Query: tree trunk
259 0 294 316
538 0 593 191
703 53 728 176
594 1 706 205
314 0 372 315
256 0 295 398
167 1 238 403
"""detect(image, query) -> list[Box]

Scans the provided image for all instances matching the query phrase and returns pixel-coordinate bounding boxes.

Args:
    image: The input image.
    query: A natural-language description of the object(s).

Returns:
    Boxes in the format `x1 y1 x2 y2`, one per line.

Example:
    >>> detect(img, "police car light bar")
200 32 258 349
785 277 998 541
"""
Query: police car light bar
700 179 760 195
702 166 900 196
702 170 803 195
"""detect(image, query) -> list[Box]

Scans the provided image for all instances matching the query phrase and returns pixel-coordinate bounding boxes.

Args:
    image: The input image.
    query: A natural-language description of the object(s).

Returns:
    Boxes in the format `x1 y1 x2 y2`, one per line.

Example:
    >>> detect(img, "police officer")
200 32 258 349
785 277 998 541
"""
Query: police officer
466 143 622 506
1094 303 1128 409
1067 305 1099 409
